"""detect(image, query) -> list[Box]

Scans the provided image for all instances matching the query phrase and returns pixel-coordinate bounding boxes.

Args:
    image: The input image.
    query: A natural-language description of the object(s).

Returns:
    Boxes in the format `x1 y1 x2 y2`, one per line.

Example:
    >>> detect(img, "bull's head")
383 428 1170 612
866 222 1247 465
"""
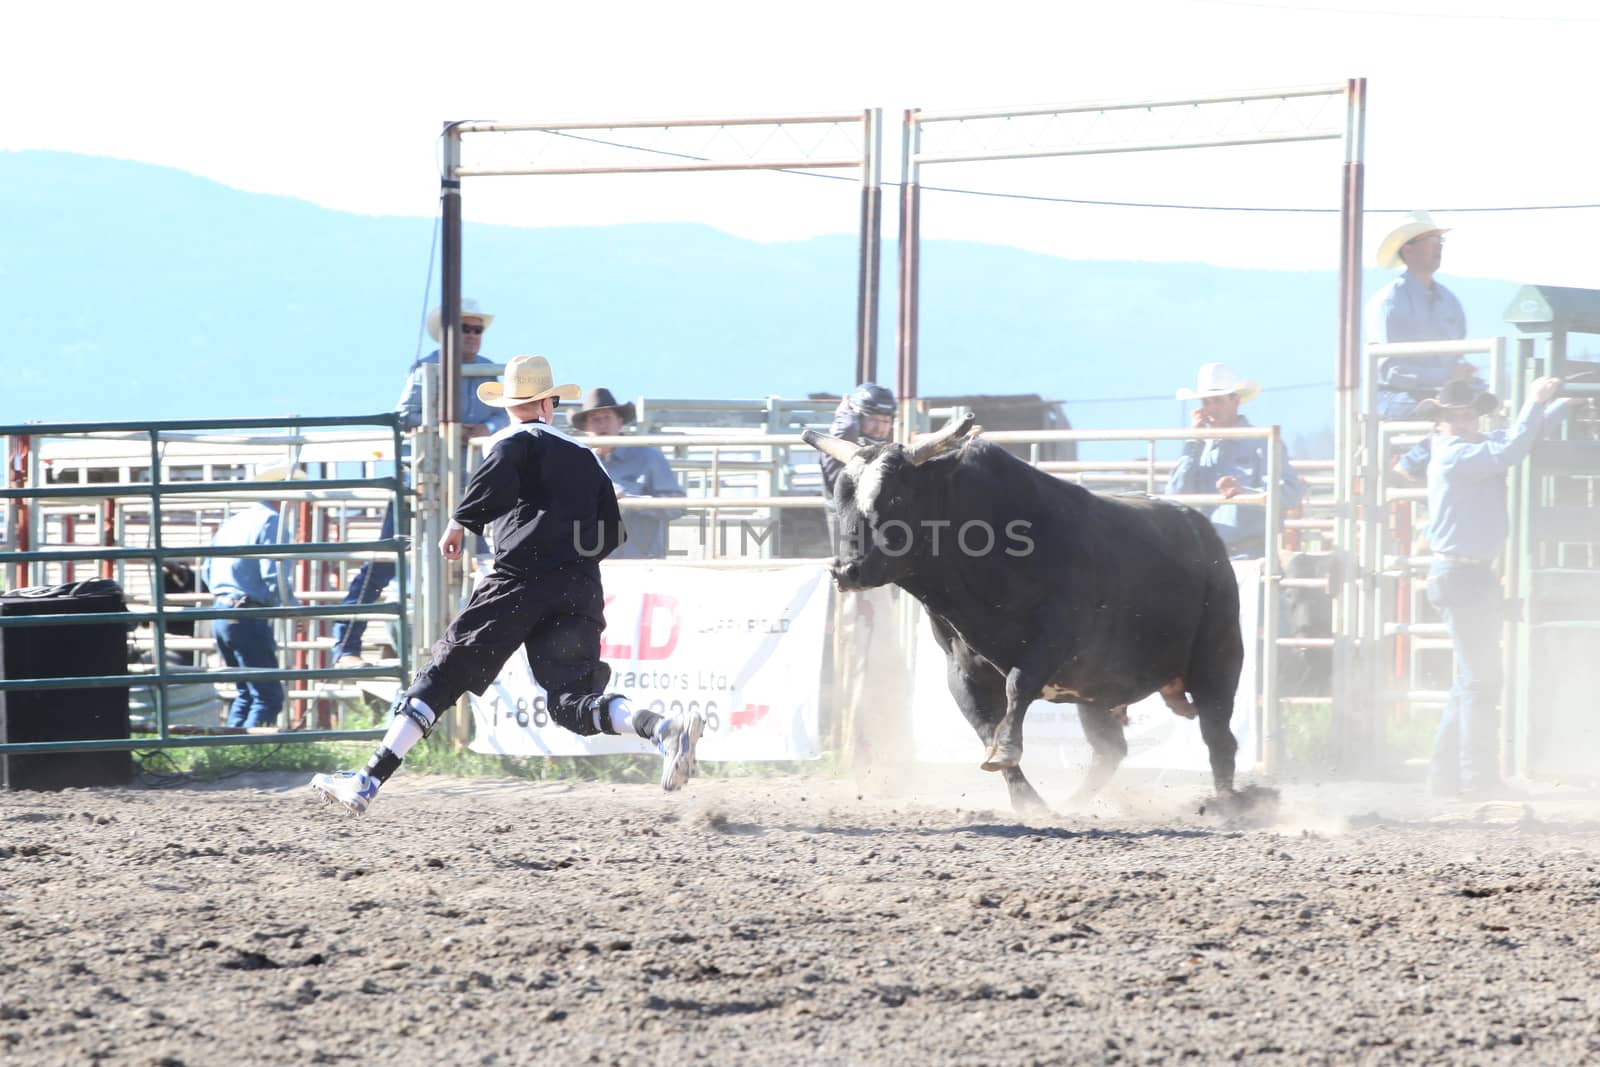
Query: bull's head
803 412 978 591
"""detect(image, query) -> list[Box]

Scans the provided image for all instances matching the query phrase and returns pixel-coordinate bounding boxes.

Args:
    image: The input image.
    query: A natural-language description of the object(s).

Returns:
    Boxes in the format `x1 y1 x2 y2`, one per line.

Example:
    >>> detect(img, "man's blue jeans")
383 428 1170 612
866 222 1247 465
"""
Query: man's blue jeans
1424 559 1504 793
213 611 285 728
331 504 396 661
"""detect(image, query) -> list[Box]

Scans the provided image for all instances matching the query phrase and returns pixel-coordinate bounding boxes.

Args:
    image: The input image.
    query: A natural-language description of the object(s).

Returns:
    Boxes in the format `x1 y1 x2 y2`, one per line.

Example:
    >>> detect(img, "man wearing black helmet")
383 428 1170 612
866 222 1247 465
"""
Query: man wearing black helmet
821 383 895 496
820 383 896 549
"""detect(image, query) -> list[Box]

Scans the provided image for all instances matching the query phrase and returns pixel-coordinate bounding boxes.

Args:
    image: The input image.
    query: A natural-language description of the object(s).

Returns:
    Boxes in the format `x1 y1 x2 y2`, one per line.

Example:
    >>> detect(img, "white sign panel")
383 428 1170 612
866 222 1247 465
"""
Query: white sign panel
469 565 829 760
910 559 1262 773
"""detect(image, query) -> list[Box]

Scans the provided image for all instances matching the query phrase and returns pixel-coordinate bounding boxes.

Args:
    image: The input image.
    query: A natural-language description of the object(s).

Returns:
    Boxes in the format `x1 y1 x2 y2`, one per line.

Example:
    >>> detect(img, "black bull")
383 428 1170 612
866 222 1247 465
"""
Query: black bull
805 414 1245 813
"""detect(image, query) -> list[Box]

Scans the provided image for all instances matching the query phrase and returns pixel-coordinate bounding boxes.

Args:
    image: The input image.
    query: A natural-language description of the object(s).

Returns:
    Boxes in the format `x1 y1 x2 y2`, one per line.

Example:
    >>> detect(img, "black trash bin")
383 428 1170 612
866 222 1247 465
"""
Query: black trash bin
0 579 133 790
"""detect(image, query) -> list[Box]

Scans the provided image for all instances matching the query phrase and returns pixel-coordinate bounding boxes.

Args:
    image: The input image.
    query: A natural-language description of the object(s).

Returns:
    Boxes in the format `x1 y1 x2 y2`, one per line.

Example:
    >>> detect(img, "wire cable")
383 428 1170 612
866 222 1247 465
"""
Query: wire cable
415 212 440 363
541 127 1600 215
1192 0 1600 23
1067 381 1335 405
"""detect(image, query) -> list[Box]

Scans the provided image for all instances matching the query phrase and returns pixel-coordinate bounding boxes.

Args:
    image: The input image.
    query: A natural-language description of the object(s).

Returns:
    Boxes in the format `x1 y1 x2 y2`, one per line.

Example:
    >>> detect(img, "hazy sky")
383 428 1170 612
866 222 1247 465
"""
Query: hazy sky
7 0 1599 285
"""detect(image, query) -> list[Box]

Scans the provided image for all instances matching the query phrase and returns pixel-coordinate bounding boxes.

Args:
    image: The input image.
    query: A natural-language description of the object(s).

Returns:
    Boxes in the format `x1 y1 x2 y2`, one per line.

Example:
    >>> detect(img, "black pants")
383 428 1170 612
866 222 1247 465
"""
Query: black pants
407 561 612 736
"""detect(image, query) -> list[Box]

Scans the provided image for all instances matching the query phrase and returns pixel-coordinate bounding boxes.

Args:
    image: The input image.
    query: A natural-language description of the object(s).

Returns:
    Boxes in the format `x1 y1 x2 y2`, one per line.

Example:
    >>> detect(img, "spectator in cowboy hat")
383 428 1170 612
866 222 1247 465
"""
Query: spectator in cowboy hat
203 463 306 729
1366 211 1482 420
571 387 685 559
1413 374 1567 800
1165 362 1303 560
311 355 706 815
396 297 508 439
332 297 505 669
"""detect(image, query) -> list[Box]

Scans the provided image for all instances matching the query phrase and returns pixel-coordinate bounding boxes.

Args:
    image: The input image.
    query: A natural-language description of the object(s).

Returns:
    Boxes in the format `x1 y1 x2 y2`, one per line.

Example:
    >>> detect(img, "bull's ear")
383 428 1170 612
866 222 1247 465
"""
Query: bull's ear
801 429 863 465
909 411 978 465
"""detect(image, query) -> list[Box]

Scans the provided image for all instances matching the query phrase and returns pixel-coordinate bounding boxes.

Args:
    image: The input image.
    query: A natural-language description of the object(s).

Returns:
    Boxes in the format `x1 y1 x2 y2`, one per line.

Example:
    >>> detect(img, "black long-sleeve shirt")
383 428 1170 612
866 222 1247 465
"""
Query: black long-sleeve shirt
453 421 625 576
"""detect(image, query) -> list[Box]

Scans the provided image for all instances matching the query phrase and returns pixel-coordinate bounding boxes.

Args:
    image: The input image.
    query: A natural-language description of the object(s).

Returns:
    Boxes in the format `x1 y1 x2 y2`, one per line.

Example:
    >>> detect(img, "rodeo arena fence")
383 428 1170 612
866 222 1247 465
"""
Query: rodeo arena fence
3 81 1597 788
0 383 1305 783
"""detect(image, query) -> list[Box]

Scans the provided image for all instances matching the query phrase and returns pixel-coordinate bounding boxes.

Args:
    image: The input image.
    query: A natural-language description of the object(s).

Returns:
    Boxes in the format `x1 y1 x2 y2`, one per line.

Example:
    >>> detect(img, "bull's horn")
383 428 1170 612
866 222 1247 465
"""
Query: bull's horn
801 429 863 465
909 411 978 465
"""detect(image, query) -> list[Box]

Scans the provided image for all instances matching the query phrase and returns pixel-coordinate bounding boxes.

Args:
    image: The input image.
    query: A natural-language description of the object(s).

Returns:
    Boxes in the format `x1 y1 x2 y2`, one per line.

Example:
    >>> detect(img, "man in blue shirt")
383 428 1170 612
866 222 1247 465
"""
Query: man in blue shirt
203 465 302 728
1366 211 1479 419
571 387 685 559
331 298 507 668
1166 363 1303 560
1417 374 1565 800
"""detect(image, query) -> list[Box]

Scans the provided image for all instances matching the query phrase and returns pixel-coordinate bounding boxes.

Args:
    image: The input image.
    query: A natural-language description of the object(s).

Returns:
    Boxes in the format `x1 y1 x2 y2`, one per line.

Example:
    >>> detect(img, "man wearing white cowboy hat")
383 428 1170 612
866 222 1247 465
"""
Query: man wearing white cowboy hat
1366 211 1481 419
203 463 306 729
1166 363 1303 560
311 355 706 815
396 296 508 439
331 298 506 669
1413 374 1567 800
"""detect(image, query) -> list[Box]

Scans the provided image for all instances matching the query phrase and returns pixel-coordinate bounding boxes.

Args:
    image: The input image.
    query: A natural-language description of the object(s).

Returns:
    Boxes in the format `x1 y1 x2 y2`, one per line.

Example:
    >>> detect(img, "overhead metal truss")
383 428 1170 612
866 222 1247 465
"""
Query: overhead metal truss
895 82 1366 770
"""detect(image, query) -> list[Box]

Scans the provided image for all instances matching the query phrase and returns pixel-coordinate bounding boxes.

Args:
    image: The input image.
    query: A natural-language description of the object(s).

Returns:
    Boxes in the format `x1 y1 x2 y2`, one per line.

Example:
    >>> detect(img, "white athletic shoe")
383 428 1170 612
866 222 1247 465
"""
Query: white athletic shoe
654 712 705 792
310 769 380 816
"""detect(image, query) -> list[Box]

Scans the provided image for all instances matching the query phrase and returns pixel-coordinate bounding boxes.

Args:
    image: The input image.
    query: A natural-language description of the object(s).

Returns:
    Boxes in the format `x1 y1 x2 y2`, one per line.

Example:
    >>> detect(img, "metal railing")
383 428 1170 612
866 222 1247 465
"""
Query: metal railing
0 415 410 756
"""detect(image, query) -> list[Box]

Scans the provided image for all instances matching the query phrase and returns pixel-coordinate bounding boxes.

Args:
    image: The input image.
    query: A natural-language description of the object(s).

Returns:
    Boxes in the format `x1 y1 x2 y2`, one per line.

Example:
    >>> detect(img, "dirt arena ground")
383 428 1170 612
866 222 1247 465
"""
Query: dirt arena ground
4 765 1600 1066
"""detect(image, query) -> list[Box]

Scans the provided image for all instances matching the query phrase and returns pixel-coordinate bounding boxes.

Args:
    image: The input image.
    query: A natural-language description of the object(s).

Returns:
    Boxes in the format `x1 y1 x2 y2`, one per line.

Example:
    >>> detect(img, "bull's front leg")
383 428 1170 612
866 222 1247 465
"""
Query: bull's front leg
980 664 1047 772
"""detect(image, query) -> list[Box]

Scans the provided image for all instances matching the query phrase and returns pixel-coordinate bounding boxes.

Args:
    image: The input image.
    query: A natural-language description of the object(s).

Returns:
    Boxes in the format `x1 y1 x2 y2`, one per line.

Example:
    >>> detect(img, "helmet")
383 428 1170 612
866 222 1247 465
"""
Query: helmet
847 383 896 418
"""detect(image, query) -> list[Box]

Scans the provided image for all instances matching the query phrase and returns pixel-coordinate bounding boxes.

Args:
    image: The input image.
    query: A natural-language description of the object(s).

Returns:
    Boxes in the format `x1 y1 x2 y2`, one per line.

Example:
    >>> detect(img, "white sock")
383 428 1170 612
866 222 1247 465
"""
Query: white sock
599 696 637 736
381 698 435 760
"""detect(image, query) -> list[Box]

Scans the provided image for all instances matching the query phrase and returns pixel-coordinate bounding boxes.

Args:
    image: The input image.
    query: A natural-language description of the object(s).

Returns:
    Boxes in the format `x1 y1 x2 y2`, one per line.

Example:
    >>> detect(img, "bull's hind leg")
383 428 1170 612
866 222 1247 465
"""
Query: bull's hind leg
1187 612 1244 797
1070 704 1129 801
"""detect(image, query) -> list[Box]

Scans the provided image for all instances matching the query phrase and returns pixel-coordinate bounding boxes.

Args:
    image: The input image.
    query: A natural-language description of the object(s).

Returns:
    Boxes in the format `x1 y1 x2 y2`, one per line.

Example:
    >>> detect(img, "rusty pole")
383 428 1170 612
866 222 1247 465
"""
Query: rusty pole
291 498 314 731
7 434 30 589
855 108 883 386
1332 76 1367 770
100 498 116 580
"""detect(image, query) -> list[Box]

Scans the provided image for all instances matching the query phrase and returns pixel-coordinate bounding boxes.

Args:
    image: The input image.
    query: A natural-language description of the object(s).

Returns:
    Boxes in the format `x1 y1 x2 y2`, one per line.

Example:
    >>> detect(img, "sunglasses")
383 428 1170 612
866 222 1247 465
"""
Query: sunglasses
460 324 486 335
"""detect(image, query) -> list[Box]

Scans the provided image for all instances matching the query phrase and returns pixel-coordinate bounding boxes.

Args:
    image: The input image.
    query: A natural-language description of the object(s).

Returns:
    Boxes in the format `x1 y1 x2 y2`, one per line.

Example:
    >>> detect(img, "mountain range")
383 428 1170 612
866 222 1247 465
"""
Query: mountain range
2 150 1541 459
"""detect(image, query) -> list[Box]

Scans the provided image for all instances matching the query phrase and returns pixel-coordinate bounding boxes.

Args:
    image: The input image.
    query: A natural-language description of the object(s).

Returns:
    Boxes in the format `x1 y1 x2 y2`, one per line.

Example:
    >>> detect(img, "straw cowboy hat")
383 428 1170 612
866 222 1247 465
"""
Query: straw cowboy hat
1176 362 1260 404
1377 211 1450 271
1414 378 1499 419
426 297 495 343
255 463 308 482
570 387 638 432
476 355 581 409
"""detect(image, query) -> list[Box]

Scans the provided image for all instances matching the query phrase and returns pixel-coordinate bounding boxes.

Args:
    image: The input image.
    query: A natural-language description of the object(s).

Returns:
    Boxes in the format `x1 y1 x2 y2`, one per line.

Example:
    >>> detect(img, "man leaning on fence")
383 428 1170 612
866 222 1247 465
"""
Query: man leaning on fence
1166 363 1303 561
572 387 685 559
1416 375 1567 802
203 464 304 729
329 297 507 669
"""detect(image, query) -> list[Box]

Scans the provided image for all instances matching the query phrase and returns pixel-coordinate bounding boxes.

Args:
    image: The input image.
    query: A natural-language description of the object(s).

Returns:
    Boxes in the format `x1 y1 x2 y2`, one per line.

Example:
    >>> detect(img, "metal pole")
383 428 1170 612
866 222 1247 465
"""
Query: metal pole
147 429 169 738
292 498 313 730
856 108 883 386
895 109 922 434
1261 425 1283 774
99 498 115 580
8 434 32 589
440 123 465 617
441 123 464 430
1332 77 1366 771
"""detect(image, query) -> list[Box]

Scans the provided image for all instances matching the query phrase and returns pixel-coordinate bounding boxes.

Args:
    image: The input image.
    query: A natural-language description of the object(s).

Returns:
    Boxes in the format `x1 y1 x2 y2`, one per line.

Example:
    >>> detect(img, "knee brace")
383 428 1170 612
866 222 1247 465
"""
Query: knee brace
388 691 440 737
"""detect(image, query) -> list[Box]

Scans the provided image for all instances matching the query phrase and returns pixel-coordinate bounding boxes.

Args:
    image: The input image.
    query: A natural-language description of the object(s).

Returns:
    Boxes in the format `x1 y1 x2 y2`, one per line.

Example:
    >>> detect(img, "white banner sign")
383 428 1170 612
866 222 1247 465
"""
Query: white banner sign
469 564 830 760
910 559 1262 774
